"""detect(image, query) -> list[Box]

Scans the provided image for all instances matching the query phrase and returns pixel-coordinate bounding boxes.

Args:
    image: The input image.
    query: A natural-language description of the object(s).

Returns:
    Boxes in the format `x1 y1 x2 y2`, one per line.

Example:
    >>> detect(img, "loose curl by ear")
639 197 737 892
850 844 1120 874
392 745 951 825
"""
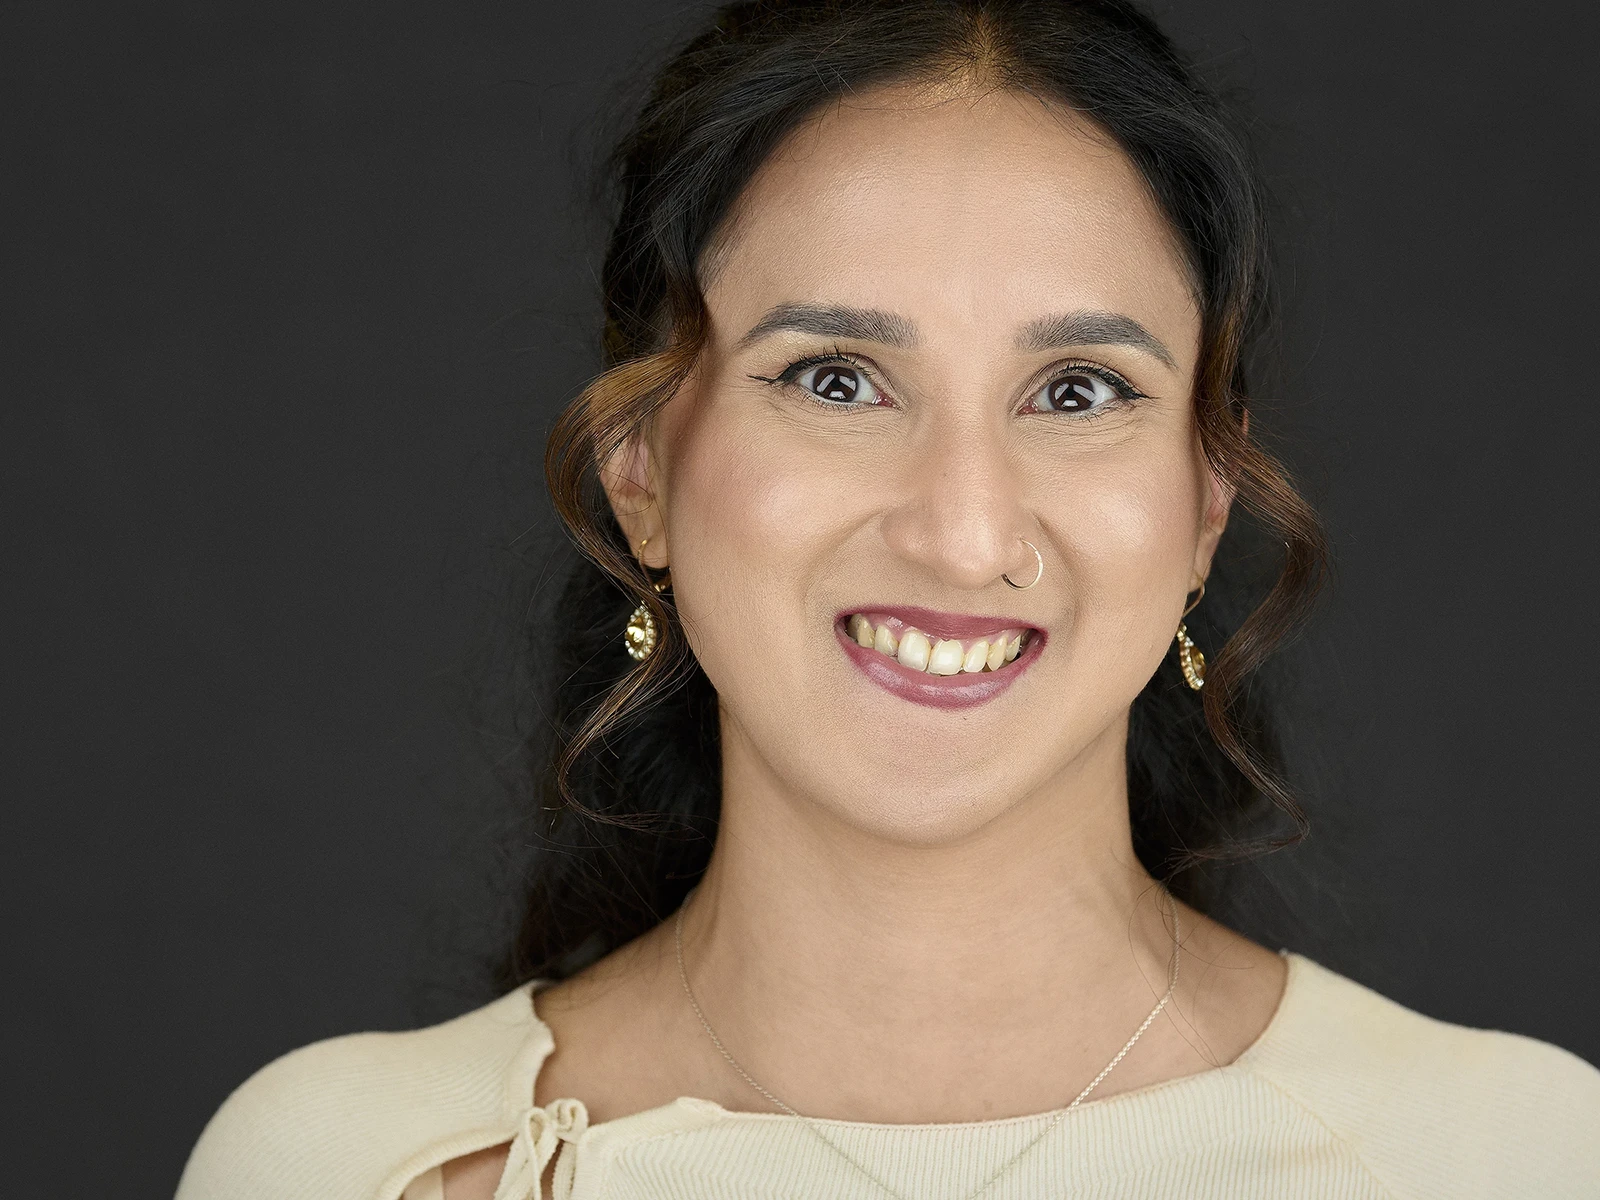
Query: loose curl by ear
1192 375 1330 867
504 0 1329 987
542 330 704 828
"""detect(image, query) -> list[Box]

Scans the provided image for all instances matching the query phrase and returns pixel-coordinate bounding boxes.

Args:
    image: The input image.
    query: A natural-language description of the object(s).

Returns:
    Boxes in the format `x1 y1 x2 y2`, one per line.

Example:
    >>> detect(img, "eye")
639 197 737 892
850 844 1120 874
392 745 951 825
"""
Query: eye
759 352 886 408
1027 367 1140 416
745 355 889 412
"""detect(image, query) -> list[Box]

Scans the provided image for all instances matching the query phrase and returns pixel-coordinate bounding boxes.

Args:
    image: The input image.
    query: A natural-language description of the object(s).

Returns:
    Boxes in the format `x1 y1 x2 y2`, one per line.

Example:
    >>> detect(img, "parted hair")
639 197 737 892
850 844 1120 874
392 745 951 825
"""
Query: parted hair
498 0 1328 986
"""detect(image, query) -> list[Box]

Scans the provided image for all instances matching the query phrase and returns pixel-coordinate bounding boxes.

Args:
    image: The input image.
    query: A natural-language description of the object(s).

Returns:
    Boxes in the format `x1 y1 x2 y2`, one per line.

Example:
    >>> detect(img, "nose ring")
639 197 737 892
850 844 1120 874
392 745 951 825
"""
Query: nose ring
1002 538 1044 590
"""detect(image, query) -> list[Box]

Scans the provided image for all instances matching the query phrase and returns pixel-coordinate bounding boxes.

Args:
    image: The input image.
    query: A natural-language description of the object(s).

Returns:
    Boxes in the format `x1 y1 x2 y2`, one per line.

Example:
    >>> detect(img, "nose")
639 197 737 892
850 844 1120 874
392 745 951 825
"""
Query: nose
878 413 1035 591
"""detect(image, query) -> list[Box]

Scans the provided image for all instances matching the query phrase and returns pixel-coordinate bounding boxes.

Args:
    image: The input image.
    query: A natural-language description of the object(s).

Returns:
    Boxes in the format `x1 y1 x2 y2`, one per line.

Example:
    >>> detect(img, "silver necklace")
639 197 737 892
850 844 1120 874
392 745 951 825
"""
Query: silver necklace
673 890 1181 1200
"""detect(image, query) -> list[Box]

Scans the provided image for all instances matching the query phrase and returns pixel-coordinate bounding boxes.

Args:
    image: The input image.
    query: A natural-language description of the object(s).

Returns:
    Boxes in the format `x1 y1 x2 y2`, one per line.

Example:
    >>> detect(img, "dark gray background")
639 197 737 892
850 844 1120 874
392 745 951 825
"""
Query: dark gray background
4 1 1597 1194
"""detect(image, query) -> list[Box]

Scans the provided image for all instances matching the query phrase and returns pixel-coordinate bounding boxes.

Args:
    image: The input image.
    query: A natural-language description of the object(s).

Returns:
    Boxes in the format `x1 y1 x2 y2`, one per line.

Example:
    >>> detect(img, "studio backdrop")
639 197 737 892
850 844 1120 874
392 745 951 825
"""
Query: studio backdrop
3 1 1596 1195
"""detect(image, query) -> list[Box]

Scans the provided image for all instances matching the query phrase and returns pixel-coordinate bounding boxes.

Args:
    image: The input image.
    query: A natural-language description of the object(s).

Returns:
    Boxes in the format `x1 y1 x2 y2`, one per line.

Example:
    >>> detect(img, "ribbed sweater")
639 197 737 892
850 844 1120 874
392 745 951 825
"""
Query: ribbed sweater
175 950 1600 1199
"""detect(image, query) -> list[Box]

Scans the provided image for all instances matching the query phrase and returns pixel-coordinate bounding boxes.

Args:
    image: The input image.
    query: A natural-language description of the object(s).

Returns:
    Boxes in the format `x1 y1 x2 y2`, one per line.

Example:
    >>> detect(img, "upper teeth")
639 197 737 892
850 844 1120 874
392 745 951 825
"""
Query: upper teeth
847 614 1026 675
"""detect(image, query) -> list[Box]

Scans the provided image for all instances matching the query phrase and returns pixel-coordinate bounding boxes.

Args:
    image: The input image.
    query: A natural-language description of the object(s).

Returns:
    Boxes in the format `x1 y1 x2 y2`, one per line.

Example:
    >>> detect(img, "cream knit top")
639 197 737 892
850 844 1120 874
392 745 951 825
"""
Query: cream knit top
176 950 1600 1199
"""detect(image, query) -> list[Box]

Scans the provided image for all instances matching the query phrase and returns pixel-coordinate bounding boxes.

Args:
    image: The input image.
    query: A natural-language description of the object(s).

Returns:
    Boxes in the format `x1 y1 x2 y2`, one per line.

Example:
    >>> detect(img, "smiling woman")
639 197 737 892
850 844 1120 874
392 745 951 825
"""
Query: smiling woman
176 2 1600 1199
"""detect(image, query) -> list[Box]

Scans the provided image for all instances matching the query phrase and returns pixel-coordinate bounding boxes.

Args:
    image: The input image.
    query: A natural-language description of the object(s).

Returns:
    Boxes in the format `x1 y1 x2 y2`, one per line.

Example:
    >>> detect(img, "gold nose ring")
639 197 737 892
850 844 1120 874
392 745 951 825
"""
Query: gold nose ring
1002 538 1044 590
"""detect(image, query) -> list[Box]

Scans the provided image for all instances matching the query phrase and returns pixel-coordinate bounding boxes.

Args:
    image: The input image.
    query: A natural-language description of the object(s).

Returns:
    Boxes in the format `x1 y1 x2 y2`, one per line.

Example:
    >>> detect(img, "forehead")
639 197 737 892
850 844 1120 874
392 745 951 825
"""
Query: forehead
702 83 1199 354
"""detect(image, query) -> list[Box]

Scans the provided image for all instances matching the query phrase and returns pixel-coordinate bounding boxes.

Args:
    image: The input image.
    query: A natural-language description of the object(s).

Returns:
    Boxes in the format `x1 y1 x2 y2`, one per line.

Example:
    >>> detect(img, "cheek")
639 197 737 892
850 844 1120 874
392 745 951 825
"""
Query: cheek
1041 439 1207 669
660 398 864 685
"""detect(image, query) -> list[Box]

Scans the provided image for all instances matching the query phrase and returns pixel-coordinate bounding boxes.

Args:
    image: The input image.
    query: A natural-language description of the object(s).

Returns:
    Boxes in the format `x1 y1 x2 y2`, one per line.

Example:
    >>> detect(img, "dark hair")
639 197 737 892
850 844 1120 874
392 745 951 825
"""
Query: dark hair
499 0 1327 986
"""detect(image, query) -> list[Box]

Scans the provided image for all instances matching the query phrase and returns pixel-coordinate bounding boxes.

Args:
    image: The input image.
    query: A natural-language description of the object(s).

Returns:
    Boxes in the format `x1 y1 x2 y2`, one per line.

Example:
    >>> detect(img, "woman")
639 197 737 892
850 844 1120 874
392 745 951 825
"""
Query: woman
176 1 1600 1197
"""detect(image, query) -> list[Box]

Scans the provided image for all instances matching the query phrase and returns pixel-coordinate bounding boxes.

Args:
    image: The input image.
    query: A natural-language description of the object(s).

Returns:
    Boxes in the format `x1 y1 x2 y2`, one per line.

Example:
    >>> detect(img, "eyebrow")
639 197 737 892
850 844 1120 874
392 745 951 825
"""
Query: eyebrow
1015 310 1177 369
735 302 1177 369
735 302 918 350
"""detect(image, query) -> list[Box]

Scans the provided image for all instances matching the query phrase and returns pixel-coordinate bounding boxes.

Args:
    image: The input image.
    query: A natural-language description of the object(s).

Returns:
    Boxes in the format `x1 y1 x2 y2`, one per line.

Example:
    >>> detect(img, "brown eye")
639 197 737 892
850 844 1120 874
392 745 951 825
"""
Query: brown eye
806 366 870 404
798 362 870 404
1038 371 1118 414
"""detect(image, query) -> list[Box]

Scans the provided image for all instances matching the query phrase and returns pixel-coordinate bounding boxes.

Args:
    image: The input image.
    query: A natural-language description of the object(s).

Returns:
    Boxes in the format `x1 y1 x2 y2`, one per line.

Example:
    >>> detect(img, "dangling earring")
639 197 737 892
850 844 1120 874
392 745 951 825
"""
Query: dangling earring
623 536 671 661
1175 581 1206 691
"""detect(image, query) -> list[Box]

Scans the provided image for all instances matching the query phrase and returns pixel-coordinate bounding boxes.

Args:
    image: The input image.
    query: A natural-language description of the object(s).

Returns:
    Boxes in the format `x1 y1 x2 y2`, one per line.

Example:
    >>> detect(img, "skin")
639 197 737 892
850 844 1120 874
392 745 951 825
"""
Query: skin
439 79 1286 1198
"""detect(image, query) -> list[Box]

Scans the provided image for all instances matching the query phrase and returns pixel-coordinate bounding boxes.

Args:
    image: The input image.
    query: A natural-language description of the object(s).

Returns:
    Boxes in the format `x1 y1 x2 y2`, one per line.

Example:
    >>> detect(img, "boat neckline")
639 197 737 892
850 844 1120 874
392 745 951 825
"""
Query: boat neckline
521 946 1305 1134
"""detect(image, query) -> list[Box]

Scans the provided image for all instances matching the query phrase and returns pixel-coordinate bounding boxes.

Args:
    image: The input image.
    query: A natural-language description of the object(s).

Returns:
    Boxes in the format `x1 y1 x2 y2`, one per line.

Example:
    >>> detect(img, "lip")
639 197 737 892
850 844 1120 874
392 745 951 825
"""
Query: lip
833 609 1045 711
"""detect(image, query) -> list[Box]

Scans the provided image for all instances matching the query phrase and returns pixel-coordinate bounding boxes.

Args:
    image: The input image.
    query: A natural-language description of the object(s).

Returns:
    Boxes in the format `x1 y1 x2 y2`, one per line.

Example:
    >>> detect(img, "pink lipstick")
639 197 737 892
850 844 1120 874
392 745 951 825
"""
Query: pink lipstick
834 607 1045 711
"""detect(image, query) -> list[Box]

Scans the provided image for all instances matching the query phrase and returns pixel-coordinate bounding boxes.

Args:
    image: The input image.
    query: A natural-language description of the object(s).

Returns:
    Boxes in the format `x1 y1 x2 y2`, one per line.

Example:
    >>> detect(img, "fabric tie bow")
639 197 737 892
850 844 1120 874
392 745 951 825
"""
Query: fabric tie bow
492 1097 590 1200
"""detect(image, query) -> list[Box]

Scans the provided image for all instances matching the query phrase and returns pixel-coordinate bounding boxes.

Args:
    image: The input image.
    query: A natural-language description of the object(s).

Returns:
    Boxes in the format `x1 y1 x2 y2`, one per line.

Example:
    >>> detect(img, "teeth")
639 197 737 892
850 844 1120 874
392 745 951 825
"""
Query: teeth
897 628 932 671
928 639 965 675
848 616 1030 677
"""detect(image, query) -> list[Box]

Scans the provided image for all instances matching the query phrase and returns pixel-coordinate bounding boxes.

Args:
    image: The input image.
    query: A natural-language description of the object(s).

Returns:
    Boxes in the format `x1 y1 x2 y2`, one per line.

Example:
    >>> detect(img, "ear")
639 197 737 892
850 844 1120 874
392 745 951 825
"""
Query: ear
1190 409 1246 587
598 431 669 568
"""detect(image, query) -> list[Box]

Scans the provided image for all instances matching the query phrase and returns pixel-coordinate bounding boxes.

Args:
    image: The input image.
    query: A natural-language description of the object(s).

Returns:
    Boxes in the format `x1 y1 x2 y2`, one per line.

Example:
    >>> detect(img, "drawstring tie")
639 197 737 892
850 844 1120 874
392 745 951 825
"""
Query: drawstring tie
492 1098 589 1200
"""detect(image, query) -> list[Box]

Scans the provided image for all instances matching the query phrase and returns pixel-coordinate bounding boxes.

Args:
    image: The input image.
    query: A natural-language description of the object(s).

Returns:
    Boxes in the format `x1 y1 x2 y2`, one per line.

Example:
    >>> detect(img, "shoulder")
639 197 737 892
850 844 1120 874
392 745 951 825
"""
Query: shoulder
1243 953 1600 1198
176 983 550 1200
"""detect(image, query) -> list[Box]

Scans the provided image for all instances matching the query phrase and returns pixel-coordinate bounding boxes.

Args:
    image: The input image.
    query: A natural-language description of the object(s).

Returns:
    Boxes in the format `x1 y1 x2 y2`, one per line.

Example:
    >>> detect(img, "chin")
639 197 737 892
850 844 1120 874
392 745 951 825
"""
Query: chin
806 762 1033 847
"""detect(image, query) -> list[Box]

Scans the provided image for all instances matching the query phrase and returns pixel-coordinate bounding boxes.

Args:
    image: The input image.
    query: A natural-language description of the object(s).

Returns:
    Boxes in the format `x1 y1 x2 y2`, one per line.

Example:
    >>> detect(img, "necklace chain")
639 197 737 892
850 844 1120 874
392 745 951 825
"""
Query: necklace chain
673 890 1181 1200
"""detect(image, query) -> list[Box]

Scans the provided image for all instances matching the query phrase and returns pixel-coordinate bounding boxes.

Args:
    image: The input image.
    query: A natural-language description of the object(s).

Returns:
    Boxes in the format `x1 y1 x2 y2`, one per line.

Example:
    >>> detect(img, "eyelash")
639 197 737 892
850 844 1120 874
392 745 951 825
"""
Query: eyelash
750 345 879 409
1020 362 1149 417
750 345 1147 418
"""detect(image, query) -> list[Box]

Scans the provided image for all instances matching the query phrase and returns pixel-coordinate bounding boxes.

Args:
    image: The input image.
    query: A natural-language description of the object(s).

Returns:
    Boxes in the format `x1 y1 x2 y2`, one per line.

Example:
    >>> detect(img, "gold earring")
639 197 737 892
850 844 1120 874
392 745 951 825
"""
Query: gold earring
623 536 670 661
1175 581 1206 691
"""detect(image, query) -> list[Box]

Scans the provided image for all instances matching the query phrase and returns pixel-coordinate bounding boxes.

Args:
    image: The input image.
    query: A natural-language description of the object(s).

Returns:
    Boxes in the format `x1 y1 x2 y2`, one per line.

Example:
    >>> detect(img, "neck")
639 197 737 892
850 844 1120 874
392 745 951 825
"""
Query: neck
662 715 1185 1124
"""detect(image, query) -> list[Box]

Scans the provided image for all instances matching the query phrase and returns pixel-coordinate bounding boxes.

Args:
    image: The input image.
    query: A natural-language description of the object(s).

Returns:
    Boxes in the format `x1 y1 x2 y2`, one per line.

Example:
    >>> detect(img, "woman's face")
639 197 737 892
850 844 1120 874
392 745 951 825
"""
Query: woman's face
609 84 1229 843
